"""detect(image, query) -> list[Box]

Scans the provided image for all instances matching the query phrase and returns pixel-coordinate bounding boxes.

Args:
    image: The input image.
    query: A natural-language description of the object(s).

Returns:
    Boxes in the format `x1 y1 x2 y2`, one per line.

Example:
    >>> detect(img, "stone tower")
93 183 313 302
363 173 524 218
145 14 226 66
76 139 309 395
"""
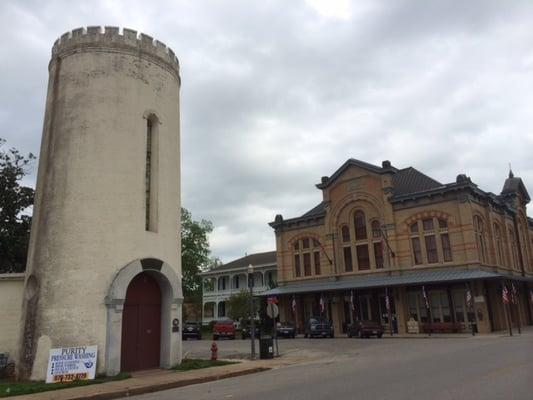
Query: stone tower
19 26 183 379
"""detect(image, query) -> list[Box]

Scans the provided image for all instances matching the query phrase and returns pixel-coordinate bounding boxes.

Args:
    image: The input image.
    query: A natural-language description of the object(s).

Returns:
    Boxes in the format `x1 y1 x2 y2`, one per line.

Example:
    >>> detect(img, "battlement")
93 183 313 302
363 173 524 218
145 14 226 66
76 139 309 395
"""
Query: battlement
51 26 179 73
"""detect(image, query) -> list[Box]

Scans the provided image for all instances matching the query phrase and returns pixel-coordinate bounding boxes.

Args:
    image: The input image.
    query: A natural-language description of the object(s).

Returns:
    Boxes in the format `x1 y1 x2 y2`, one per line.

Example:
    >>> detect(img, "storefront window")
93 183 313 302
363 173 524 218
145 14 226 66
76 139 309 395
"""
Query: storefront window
430 291 451 322
452 290 466 323
407 292 429 322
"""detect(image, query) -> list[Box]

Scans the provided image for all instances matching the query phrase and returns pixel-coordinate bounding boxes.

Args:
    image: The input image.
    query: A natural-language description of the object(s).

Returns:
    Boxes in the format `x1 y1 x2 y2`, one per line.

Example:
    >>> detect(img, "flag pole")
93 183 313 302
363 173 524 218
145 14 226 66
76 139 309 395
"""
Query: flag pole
423 286 431 336
502 281 513 337
386 288 393 336
512 282 522 335
465 283 475 336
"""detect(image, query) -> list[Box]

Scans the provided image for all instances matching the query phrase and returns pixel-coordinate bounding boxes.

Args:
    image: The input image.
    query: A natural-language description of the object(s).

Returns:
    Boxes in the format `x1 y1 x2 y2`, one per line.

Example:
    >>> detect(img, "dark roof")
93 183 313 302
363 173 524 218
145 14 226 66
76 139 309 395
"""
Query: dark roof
392 167 443 197
301 201 327 218
207 251 276 273
316 159 398 189
501 171 530 203
261 268 533 296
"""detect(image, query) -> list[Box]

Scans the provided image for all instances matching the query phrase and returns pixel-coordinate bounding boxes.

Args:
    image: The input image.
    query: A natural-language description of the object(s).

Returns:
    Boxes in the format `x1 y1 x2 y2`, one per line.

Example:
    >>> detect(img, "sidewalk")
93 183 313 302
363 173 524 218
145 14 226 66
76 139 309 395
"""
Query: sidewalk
11 359 284 400
380 325 533 339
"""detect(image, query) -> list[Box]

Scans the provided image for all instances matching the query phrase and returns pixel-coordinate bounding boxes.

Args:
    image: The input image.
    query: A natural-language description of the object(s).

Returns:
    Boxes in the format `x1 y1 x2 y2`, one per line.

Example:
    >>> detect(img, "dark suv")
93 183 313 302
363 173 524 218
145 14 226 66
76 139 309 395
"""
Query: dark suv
182 321 202 340
304 317 334 338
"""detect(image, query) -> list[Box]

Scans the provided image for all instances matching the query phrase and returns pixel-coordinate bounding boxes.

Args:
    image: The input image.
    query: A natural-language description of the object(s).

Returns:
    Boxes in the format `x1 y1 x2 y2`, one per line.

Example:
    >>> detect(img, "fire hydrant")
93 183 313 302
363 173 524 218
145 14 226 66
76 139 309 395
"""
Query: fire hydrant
211 341 218 361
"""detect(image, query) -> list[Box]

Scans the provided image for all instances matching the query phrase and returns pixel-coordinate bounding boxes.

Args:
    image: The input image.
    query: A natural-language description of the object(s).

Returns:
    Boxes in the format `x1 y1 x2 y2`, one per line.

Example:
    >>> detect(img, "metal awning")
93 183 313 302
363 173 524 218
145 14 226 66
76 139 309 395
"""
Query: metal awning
261 268 533 297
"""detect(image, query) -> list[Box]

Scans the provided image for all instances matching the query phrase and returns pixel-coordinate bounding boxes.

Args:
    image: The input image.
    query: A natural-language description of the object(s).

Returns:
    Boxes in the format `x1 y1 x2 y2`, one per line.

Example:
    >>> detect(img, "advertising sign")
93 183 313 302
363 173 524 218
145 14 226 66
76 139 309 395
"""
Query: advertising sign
46 346 97 383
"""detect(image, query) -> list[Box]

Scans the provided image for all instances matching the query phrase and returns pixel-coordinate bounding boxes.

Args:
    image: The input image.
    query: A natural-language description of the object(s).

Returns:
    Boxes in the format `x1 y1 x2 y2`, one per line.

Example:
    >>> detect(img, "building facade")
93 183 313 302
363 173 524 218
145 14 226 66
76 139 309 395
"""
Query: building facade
201 252 277 325
265 159 533 336
16 26 183 379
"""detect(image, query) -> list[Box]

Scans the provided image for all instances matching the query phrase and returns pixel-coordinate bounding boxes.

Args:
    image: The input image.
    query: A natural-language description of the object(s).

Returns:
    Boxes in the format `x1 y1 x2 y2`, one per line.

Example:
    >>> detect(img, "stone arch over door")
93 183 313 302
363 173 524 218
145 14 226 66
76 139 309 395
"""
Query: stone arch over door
105 258 183 376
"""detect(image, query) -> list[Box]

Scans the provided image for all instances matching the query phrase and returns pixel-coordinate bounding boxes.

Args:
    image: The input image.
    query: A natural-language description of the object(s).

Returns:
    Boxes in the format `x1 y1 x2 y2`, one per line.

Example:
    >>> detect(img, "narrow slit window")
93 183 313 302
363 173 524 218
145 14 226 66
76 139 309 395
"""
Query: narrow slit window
145 117 158 232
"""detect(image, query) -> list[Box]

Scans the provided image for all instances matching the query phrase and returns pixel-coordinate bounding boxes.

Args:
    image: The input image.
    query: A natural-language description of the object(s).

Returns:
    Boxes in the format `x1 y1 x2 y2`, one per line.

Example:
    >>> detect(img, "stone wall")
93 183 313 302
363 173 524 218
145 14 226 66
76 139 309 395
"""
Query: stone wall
0 273 24 360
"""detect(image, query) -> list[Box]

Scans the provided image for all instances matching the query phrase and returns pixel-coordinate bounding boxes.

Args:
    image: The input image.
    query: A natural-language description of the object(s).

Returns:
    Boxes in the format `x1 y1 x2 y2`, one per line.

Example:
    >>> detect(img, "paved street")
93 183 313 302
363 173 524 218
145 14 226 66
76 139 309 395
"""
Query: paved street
132 333 533 400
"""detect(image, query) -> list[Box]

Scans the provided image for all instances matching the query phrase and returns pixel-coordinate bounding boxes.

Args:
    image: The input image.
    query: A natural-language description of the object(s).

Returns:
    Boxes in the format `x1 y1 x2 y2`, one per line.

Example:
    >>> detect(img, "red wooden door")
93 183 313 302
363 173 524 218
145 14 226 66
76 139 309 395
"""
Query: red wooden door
121 272 161 372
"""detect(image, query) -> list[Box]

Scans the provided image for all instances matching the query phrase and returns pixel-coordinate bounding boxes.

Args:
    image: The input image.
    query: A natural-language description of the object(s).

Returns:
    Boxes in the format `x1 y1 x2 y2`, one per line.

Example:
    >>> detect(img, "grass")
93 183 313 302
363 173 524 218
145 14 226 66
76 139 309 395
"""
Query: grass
0 373 130 398
171 359 239 372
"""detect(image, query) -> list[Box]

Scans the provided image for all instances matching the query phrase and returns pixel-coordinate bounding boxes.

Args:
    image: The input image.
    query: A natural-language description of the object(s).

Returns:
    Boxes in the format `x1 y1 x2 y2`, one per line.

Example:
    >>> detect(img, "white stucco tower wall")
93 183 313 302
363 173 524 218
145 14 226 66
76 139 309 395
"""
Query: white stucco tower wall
18 26 182 379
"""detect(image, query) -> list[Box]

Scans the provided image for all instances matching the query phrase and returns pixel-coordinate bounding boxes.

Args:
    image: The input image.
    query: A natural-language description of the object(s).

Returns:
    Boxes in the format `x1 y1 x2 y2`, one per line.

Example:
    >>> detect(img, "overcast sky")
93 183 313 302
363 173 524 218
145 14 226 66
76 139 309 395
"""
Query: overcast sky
2 0 533 263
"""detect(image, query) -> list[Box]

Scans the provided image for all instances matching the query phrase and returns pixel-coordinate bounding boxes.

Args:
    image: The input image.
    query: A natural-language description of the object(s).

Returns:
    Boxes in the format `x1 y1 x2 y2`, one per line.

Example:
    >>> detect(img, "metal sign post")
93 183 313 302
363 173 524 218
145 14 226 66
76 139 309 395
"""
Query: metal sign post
267 298 279 357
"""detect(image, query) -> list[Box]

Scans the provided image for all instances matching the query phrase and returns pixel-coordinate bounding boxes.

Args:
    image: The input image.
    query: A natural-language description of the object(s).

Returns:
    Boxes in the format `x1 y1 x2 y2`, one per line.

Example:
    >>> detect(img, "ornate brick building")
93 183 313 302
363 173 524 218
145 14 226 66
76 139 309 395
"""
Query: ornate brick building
265 159 533 335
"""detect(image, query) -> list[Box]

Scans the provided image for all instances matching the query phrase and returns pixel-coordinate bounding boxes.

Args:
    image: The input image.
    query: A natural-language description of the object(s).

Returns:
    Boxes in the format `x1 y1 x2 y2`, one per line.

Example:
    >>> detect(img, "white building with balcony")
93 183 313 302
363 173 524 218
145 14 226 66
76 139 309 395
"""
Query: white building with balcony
201 251 277 325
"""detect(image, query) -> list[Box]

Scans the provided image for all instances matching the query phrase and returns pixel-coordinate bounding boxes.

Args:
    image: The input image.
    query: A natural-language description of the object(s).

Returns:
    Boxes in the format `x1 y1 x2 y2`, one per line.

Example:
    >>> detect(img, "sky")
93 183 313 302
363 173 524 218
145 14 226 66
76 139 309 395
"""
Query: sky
2 0 533 263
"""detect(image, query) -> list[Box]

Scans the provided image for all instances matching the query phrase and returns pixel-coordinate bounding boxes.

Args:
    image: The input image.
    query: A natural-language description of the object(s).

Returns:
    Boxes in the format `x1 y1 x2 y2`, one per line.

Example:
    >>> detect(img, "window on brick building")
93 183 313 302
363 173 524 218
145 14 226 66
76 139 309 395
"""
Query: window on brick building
293 237 323 278
409 217 452 265
494 223 504 266
314 251 321 275
473 215 487 263
343 247 353 272
354 211 367 240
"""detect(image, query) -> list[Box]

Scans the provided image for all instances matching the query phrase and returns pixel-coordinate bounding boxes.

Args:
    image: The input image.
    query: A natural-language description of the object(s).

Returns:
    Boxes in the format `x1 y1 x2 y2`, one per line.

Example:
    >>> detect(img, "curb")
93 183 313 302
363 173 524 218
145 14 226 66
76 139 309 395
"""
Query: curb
69 367 270 400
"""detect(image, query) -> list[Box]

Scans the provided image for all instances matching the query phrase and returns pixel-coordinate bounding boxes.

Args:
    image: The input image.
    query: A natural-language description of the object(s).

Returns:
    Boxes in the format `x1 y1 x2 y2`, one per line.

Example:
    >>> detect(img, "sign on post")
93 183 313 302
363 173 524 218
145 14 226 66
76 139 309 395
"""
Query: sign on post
46 346 97 383
267 303 279 319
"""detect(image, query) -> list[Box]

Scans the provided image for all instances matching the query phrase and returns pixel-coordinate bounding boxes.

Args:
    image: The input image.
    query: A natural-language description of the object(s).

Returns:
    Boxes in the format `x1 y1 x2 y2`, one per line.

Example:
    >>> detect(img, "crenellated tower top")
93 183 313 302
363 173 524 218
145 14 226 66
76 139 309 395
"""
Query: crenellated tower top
51 26 179 78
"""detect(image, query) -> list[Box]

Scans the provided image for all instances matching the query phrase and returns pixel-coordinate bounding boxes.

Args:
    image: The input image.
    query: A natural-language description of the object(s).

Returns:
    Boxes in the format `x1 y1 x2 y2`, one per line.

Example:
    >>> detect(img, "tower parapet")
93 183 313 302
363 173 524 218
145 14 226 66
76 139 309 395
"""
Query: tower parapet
51 26 180 79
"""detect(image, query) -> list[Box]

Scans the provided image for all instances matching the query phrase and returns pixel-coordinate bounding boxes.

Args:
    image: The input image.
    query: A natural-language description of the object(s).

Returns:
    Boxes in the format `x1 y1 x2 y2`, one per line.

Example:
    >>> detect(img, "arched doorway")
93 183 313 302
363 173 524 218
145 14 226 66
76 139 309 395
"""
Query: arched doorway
121 272 162 372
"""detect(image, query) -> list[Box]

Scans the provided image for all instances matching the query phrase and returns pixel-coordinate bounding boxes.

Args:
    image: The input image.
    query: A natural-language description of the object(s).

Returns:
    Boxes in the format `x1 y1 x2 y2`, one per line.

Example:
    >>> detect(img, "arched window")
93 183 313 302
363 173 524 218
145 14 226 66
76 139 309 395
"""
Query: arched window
371 220 381 238
409 222 423 265
341 225 351 243
422 218 438 263
354 211 367 240
341 211 385 271
473 215 487 263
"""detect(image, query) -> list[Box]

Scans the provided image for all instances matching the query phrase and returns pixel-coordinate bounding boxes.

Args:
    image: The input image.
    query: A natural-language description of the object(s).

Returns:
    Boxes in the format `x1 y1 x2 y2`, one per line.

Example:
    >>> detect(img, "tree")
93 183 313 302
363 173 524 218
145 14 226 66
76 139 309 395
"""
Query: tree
0 138 35 273
181 207 213 299
226 290 259 322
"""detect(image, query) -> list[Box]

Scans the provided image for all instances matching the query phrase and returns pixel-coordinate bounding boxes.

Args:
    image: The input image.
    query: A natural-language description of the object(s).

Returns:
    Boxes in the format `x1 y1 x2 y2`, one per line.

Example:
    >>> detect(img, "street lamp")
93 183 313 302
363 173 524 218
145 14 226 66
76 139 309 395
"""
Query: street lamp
247 263 256 360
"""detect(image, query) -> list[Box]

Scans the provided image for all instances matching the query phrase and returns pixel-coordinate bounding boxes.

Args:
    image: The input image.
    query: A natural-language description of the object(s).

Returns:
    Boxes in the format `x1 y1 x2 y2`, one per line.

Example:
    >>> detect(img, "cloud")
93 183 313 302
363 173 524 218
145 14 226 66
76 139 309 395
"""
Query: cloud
2 0 533 262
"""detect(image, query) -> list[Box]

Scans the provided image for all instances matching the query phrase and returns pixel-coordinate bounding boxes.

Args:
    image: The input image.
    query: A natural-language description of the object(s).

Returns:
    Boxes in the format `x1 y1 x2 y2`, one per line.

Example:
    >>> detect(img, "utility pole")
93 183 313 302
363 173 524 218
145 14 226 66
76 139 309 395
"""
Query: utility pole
248 264 256 359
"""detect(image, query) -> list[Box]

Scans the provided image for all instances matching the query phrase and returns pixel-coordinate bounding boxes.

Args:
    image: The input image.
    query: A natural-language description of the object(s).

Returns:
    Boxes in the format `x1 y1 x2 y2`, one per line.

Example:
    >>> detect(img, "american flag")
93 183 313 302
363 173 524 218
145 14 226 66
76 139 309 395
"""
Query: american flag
385 288 391 311
291 295 297 314
350 290 355 312
319 295 325 314
465 288 473 309
422 286 430 309
502 285 510 305
511 283 518 305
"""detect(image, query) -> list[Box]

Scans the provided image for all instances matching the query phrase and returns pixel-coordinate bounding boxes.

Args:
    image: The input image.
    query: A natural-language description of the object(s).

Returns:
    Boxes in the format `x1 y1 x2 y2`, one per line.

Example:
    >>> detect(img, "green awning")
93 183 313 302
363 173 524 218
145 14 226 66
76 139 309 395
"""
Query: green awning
261 268 533 297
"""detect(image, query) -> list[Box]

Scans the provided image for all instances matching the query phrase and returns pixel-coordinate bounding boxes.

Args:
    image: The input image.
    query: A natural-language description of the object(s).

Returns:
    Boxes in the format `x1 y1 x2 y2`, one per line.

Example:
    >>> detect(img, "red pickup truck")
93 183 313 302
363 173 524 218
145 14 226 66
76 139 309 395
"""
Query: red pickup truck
213 320 236 340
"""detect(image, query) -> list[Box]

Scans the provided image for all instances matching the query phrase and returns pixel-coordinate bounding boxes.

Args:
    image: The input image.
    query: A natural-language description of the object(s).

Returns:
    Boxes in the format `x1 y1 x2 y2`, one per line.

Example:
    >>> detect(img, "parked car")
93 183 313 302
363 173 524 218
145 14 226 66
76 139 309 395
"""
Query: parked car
347 320 384 338
277 321 296 338
304 317 334 338
182 321 202 340
213 320 236 340
241 319 261 339
241 325 261 339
